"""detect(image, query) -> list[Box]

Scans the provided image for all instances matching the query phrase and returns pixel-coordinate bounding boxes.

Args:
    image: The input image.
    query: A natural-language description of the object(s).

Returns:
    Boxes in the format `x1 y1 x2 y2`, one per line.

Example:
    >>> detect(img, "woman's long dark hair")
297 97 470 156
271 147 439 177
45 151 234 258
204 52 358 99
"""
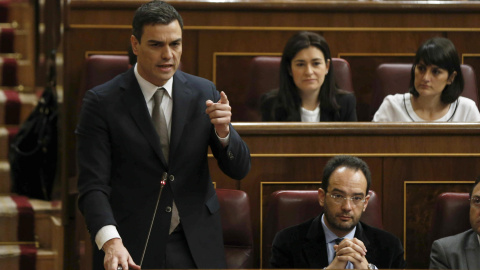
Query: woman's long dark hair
272 31 341 121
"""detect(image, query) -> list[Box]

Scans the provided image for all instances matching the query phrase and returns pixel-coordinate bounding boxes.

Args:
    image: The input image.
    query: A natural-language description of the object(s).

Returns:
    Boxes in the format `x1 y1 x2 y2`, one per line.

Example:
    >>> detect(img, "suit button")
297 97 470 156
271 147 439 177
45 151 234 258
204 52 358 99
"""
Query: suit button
227 151 234 160
165 206 172 213
169 175 175 182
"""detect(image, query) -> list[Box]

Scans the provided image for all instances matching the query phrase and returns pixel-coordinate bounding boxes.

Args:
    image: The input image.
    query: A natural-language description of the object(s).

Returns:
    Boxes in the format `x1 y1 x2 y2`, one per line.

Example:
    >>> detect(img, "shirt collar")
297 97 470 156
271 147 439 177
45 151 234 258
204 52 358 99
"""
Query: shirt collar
134 64 173 101
321 213 356 243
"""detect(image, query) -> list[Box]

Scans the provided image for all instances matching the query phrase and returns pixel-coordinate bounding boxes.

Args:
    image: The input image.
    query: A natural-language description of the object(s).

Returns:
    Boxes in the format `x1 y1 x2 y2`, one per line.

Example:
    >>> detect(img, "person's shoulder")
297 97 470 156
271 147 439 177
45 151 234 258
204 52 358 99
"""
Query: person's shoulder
261 89 279 106
260 89 282 121
335 90 356 105
274 217 316 243
88 68 134 97
360 222 401 243
335 90 355 99
175 70 215 87
433 228 474 246
457 96 478 108
383 93 405 103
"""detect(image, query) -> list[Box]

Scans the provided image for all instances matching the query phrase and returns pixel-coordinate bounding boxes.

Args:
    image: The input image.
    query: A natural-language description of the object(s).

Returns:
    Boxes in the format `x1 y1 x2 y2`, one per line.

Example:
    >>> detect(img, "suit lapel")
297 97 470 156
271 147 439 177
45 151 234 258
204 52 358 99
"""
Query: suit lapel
304 216 329 268
169 71 193 162
465 230 480 269
120 69 168 167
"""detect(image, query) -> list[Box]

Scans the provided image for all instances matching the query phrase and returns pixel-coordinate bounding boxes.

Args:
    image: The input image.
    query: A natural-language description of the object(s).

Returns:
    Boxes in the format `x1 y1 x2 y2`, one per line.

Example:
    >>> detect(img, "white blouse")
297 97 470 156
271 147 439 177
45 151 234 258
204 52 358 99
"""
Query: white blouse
373 93 480 122
301 106 320 122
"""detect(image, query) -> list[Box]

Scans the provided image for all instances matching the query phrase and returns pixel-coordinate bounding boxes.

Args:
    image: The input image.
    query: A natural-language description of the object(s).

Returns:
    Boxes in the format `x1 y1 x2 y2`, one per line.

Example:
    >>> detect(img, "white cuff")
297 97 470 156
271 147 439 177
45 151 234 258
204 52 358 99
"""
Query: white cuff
215 129 230 147
95 225 121 250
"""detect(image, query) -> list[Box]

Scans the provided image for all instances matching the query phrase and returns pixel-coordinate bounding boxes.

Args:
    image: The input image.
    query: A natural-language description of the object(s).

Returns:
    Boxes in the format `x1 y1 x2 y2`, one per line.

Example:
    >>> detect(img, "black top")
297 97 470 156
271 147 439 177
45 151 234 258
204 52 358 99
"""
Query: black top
260 90 357 121
270 215 406 269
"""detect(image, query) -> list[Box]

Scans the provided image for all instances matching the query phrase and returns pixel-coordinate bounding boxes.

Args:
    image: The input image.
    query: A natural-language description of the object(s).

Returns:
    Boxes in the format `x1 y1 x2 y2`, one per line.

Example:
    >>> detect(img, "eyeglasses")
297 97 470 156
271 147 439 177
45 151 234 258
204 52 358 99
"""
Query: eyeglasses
327 192 366 206
470 196 480 207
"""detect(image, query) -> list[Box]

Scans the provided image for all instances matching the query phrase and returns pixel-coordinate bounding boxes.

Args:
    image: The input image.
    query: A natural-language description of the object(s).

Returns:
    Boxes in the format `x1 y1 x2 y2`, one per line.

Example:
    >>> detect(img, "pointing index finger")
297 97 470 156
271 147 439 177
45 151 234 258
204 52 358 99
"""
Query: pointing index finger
219 91 228 104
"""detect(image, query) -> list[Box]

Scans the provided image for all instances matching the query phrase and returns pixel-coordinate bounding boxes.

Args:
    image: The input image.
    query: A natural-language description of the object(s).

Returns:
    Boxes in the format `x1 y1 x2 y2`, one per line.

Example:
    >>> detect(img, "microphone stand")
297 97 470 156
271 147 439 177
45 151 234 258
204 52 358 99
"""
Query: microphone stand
139 172 167 268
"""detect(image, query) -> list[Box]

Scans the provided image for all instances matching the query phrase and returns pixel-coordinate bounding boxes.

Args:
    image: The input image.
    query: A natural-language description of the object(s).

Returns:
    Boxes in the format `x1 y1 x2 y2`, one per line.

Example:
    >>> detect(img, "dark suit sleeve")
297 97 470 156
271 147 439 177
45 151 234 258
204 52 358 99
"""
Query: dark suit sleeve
76 90 116 241
390 236 407 269
429 240 450 269
270 232 294 268
339 93 357 121
208 86 251 180
260 93 275 121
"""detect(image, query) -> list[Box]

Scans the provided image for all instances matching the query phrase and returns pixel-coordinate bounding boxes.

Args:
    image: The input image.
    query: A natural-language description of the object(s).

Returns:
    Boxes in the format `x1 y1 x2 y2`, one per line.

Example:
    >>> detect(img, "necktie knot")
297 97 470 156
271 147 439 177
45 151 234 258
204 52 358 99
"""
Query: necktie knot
153 87 165 105
334 238 344 245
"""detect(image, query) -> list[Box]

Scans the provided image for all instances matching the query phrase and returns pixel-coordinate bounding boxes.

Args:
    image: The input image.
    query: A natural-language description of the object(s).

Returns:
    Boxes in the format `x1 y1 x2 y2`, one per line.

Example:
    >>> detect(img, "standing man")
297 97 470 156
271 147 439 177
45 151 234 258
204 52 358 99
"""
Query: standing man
76 1 251 270
429 177 480 269
270 155 406 269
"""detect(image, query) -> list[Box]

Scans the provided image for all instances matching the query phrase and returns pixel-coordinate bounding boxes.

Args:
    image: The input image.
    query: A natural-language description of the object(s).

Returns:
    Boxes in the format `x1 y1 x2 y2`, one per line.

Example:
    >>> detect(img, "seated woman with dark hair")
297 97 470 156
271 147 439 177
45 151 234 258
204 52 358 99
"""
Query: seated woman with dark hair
260 31 357 122
373 37 480 122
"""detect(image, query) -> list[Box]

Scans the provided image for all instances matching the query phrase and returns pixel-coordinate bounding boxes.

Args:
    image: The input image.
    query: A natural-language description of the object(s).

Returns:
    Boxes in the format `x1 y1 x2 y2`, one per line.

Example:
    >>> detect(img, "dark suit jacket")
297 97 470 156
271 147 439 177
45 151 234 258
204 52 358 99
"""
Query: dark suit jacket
76 69 251 269
430 229 480 269
260 90 357 122
270 215 406 269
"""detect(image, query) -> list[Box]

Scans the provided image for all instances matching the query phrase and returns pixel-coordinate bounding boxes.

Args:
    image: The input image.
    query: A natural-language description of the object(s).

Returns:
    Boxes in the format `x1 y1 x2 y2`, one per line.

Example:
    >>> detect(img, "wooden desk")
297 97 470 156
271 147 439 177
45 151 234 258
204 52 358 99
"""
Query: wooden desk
208 123 480 268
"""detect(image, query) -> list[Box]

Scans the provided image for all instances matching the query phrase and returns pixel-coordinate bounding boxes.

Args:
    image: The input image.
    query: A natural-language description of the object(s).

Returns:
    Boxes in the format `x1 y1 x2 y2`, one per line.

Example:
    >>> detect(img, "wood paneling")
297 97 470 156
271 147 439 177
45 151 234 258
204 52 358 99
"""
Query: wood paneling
62 1 480 269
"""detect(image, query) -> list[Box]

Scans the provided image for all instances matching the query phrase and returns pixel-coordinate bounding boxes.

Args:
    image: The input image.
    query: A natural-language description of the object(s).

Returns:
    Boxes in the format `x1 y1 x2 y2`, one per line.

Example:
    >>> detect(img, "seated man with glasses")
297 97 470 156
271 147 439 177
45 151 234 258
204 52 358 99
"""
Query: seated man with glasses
429 176 480 269
270 155 406 269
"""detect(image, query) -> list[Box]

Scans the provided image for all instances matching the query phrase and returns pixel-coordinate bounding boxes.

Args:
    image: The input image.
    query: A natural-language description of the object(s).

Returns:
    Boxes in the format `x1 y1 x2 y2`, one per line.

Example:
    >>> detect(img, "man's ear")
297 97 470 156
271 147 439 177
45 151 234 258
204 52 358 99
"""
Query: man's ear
318 188 326 207
130 35 140 55
363 194 370 212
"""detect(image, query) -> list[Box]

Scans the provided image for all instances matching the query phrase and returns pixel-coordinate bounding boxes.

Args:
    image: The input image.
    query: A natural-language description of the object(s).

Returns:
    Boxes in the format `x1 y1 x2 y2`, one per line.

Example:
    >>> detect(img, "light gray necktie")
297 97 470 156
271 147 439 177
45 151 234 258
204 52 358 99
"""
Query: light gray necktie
152 88 179 234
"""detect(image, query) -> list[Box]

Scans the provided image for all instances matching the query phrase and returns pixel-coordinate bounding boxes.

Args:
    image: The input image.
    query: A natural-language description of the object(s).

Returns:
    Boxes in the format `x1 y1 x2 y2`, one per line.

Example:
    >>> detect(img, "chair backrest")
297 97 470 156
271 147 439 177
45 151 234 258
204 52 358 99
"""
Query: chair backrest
77 55 130 113
217 189 254 269
84 55 130 91
370 63 479 119
429 192 470 245
245 56 354 121
262 190 381 267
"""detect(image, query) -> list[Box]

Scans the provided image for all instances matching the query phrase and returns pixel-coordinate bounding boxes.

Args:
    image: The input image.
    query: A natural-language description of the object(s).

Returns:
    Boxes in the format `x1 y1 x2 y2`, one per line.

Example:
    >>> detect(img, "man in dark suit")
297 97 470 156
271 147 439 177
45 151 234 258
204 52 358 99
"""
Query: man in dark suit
270 155 406 269
429 177 480 269
76 1 251 270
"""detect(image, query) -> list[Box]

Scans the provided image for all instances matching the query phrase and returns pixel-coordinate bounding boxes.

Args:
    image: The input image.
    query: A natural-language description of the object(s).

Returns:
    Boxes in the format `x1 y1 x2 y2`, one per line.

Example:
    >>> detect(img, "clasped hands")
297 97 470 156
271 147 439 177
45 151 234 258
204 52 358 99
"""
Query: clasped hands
206 91 231 139
326 238 370 269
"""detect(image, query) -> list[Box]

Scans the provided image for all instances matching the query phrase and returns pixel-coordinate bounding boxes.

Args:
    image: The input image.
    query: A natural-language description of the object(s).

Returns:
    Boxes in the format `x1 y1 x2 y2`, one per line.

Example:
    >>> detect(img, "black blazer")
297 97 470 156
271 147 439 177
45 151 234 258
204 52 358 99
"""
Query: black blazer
260 91 357 122
270 215 406 269
76 68 251 269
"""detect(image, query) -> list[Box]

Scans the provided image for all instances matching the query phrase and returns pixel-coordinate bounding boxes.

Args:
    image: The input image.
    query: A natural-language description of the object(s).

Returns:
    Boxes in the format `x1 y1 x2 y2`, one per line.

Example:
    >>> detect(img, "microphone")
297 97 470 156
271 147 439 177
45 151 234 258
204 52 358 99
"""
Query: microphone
139 172 167 267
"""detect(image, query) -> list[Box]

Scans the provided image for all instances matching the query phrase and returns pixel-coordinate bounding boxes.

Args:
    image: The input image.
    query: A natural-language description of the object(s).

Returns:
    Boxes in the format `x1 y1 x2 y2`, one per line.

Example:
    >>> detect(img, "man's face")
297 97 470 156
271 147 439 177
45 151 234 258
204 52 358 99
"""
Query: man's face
131 20 182 86
318 166 370 237
470 183 480 235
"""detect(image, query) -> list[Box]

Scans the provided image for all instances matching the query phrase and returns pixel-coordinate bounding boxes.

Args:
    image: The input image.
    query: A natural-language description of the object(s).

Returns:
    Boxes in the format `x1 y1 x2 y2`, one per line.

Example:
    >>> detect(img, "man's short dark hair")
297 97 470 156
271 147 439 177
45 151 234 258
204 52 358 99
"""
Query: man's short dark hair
469 176 480 198
132 0 184 43
321 155 371 194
